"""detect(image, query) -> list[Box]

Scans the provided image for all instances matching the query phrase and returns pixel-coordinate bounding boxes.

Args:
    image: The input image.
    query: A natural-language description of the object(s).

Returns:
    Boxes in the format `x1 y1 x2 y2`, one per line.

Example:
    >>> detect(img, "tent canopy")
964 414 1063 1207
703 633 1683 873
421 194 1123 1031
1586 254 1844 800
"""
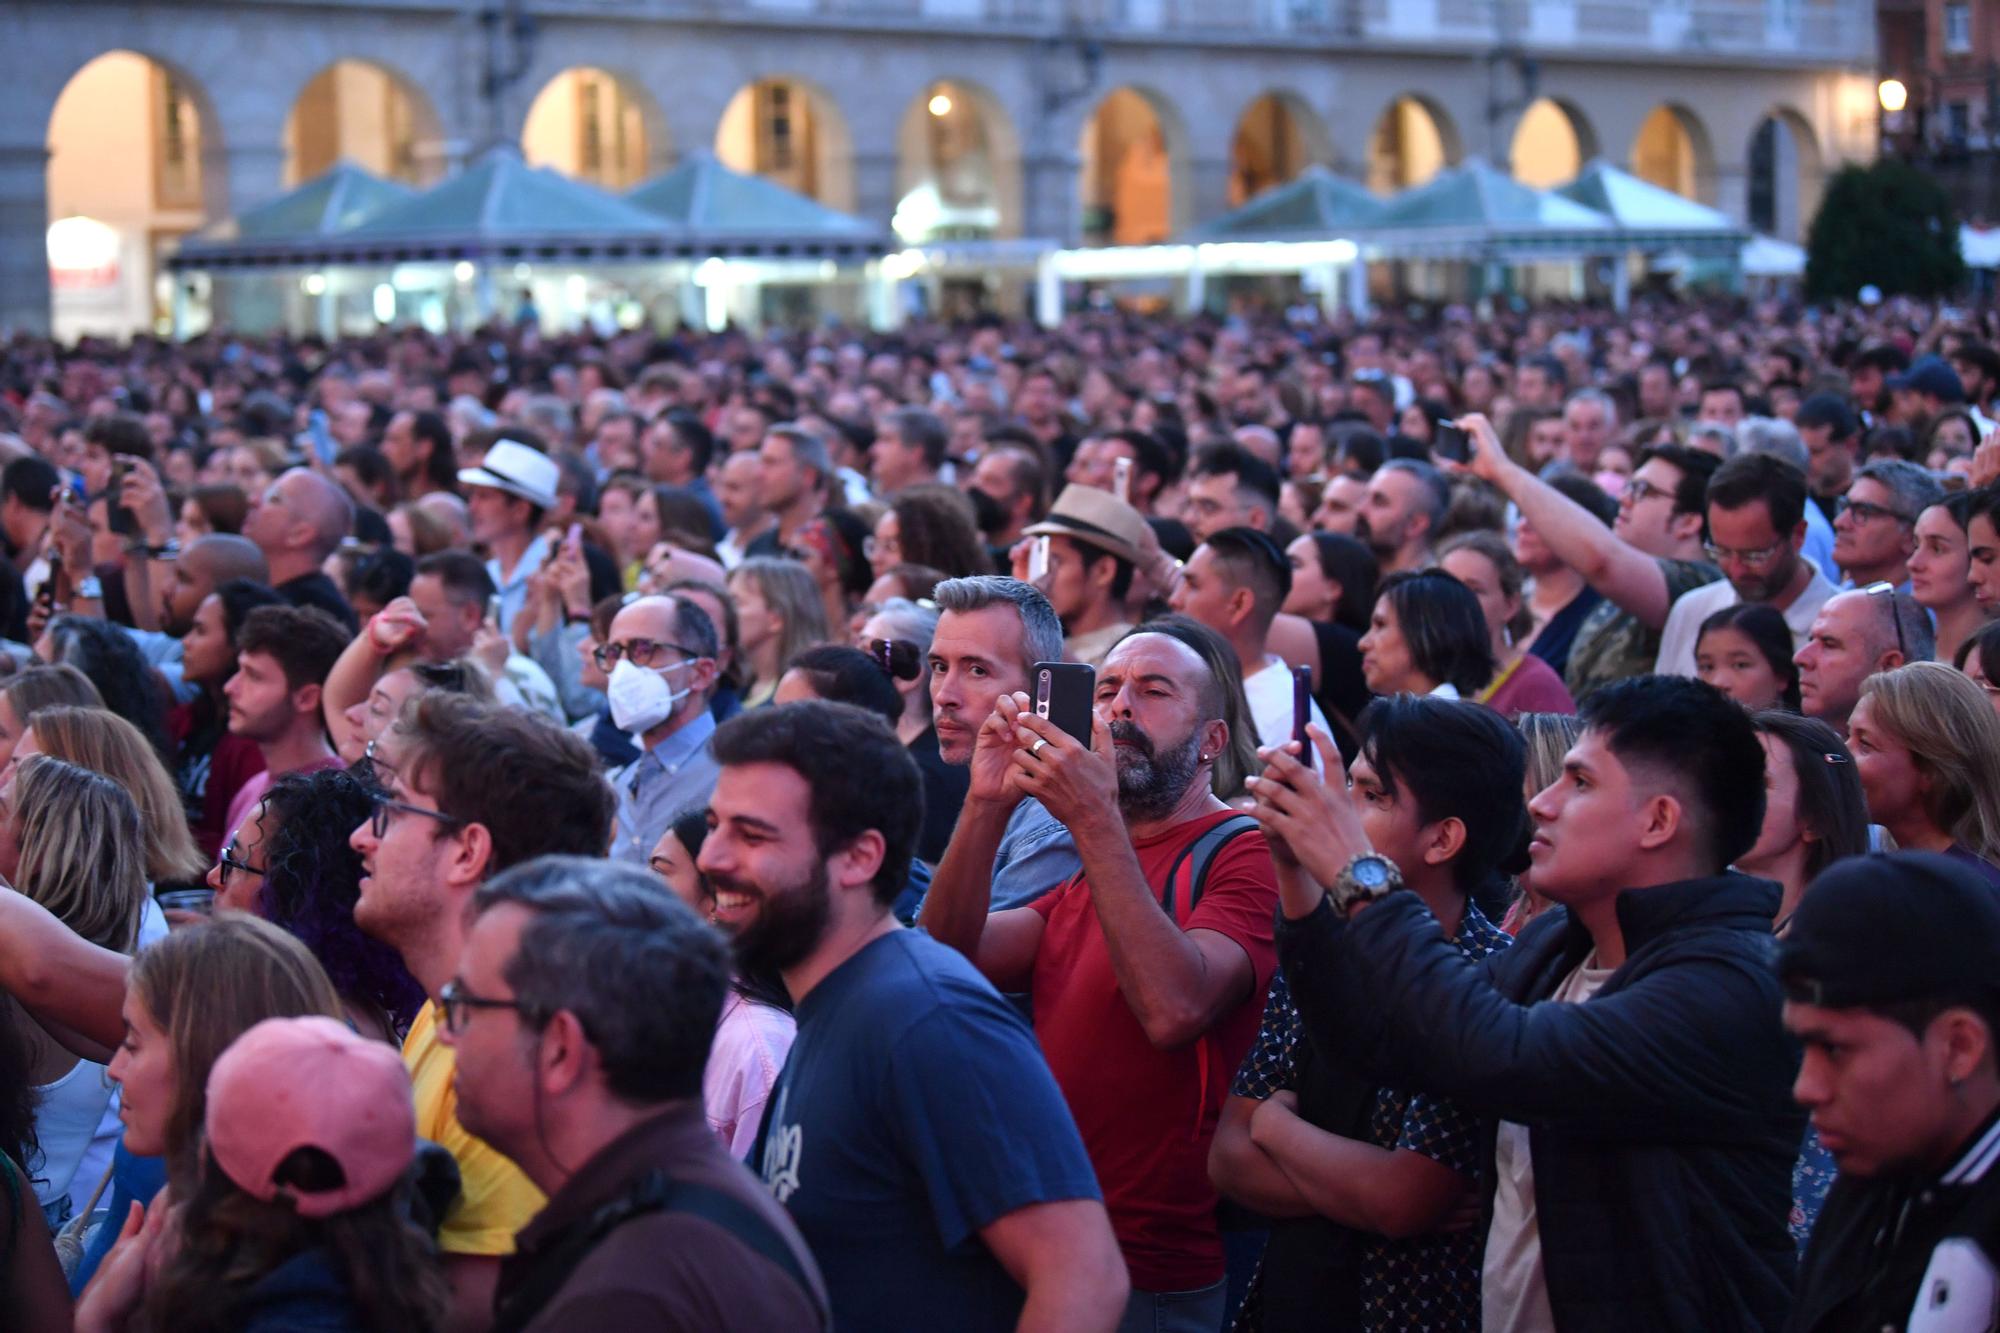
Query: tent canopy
1372 158 1620 259
1555 160 1747 255
172 162 415 264
1185 165 1386 241
627 151 888 258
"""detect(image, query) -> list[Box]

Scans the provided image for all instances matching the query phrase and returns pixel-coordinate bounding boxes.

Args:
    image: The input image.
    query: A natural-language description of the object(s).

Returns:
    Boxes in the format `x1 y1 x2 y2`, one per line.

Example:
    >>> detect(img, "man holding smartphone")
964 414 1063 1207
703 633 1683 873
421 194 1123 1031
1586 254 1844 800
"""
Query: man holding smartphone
921 624 1279 1332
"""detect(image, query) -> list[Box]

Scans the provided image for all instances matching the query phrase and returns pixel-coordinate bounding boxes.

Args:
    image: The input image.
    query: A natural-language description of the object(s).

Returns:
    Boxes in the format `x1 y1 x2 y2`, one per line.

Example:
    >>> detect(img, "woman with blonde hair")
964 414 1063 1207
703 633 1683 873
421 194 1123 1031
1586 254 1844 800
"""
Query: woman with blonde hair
1850 661 2000 885
728 556 831 708
0 664 102 773
10 706 208 888
4 757 153 1232
1504 711 1582 934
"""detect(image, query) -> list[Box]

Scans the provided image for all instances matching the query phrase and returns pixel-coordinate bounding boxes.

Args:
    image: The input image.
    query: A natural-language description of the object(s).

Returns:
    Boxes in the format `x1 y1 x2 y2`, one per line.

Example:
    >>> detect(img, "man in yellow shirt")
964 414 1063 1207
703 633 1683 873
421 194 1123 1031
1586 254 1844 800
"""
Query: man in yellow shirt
351 691 616 1331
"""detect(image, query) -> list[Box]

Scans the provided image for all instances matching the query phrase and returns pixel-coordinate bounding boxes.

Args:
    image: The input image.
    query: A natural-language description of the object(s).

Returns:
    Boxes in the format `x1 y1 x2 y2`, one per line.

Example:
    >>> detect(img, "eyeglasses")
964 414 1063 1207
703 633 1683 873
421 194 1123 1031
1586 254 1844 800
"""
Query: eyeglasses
1702 538 1789 568
1862 580 1907 660
368 793 467 841
1623 477 1674 505
592 638 702 672
437 979 540 1035
216 844 265 886
1835 496 1915 526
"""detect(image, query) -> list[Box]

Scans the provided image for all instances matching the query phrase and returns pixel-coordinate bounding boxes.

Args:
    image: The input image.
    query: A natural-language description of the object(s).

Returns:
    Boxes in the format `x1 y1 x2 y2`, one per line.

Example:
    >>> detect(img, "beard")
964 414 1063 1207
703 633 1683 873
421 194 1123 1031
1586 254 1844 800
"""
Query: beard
1110 719 1205 822
1355 512 1403 560
712 858 833 978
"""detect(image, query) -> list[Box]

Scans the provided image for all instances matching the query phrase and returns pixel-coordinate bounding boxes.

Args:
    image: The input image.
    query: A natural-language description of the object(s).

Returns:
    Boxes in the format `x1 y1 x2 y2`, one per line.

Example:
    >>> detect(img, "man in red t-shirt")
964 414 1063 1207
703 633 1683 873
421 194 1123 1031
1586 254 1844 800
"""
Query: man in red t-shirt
922 622 1278 1330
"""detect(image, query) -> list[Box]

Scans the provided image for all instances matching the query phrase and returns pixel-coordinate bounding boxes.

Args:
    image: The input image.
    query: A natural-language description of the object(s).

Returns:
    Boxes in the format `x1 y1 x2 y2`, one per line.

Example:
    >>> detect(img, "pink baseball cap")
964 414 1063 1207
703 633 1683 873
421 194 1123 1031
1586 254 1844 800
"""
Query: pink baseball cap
204 1016 417 1219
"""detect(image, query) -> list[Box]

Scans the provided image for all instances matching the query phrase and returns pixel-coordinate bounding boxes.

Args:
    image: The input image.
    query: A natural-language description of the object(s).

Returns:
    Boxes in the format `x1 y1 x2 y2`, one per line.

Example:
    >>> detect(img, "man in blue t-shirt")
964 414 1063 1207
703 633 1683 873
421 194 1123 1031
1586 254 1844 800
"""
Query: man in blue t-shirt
706 700 1127 1332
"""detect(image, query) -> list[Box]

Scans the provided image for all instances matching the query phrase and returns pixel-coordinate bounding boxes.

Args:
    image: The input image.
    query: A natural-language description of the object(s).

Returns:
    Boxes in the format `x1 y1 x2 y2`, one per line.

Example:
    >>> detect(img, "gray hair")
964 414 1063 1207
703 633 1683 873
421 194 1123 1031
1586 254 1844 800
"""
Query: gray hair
768 424 833 488
520 393 576 447
471 855 731 1105
1564 387 1620 424
1854 586 1937 665
1853 458 1946 524
886 408 948 470
931 575 1063 673
449 394 497 431
1379 457 1450 528
1737 416 1808 472
868 597 940 654
1689 421 1738 458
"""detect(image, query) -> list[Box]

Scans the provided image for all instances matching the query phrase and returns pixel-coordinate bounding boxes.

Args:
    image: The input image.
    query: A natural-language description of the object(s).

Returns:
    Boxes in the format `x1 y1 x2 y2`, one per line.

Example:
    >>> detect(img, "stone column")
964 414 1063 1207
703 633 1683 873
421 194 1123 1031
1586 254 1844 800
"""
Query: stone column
1020 150 1080 245
207 141 291 332
1182 155 1236 236
850 150 902 232
0 141 51 335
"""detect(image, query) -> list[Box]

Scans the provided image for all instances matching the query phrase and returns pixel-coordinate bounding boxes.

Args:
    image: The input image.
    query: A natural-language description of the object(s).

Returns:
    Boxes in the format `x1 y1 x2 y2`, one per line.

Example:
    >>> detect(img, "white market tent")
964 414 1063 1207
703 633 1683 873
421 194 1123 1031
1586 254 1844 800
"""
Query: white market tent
1554 160 1748 257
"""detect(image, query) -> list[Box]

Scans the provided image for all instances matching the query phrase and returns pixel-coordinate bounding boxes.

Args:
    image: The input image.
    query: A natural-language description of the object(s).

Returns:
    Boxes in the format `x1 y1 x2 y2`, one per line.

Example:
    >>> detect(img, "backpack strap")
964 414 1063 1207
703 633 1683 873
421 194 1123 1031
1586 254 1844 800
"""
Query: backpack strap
1161 814 1261 925
492 1168 827 1333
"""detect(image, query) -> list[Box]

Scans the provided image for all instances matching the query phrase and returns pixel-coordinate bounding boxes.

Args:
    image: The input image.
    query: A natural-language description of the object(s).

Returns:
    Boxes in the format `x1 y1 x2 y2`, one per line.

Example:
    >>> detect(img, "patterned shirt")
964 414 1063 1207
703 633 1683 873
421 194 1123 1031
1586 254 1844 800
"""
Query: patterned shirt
1236 900 1513 1333
1563 556 1721 702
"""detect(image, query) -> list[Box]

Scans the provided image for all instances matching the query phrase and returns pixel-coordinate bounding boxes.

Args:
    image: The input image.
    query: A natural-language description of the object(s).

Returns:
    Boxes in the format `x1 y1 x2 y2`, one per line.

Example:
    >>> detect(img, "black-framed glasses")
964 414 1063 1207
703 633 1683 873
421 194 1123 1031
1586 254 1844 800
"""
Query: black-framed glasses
592 637 702 672
368 793 467 841
1862 580 1908 660
216 844 264 887
1836 496 1915 526
437 979 539 1035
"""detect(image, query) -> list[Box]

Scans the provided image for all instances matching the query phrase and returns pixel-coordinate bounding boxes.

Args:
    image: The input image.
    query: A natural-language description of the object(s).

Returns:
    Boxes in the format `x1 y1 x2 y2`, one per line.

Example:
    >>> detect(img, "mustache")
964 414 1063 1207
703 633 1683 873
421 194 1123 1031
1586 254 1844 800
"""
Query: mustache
1107 719 1157 759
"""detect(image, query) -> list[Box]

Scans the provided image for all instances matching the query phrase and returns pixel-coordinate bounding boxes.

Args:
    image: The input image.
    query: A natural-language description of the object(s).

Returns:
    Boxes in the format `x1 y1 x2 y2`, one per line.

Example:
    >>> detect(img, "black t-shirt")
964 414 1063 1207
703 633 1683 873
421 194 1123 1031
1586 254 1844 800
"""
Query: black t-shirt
909 725 970 864
277 570 358 634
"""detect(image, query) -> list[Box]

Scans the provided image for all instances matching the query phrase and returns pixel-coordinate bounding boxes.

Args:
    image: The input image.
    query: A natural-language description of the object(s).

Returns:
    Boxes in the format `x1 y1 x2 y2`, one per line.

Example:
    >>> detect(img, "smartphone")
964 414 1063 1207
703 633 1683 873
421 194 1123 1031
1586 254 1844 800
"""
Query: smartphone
1113 456 1133 504
1433 422 1471 465
108 458 138 537
564 522 583 557
1032 661 1095 745
1027 534 1051 583
486 594 502 626
1292 664 1315 770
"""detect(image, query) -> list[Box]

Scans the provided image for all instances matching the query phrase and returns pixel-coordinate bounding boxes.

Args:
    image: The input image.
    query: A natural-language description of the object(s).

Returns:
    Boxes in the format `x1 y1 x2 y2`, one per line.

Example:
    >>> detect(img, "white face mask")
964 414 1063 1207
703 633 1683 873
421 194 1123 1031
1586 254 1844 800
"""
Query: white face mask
607 658 695 735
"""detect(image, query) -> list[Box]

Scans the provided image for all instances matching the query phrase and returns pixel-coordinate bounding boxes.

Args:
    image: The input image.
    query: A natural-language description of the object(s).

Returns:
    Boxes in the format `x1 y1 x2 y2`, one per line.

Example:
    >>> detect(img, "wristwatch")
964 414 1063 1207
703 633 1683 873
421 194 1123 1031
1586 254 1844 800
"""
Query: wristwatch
1328 853 1404 915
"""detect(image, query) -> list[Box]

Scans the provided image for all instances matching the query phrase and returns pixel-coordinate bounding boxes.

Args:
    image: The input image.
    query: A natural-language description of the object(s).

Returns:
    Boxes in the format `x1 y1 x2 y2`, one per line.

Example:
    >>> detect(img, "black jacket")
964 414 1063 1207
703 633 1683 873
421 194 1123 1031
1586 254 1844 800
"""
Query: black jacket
1278 873 1802 1333
1789 1111 2000 1333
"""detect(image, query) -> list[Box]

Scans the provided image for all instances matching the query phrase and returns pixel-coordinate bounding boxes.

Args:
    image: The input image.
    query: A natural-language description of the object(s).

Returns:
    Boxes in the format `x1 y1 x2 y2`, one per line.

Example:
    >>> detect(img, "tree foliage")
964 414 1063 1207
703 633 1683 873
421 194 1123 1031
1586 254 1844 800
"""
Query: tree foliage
1805 160 1965 301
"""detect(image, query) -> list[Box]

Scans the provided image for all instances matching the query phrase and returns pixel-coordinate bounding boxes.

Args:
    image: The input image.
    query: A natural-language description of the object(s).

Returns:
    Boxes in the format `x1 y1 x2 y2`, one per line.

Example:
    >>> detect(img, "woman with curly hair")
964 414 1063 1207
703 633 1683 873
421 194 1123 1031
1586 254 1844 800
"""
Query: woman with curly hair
211 768 426 1042
35 617 170 766
870 485 992 582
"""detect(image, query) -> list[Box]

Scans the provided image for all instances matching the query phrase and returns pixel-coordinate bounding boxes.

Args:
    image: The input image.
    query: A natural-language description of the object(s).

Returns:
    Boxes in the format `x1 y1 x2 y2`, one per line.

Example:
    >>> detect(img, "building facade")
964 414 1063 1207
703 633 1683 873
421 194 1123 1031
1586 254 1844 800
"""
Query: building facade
7 0 1880 336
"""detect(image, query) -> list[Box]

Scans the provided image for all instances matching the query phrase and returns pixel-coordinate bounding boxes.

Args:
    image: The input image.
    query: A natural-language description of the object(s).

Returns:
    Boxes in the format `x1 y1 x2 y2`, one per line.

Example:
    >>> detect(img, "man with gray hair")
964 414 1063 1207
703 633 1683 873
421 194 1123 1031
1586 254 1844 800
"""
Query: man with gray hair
1358 457 1447 575
1832 457 1944 590
449 856 830 1331
871 407 947 496
1561 388 1619 473
750 425 834 558
602 594 723 867
925 575 1083 910
1794 585 1934 735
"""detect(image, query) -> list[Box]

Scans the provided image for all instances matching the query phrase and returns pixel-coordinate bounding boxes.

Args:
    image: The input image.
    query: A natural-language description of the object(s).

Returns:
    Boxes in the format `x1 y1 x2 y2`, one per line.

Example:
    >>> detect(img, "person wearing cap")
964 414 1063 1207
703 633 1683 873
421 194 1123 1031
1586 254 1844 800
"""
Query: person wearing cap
446 857 829 1332
459 438 560 635
1796 394 1863 525
1781 852 2000 1333
1891 354 1996 439
1168 525 1329 750
80 1014 447 1333
240 467 359 634
1018 483 1143 669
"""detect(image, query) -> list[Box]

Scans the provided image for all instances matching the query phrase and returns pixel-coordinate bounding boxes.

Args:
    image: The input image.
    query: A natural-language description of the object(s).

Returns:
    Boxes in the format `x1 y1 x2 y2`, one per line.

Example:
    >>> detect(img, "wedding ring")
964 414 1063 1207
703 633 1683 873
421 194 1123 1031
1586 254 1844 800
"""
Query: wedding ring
1031 737 1048 755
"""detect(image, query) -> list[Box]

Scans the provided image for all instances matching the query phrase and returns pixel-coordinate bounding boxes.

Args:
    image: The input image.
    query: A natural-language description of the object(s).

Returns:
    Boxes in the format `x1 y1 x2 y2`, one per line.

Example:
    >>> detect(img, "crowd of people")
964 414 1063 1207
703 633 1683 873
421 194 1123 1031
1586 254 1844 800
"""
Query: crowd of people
0 292 1998 1331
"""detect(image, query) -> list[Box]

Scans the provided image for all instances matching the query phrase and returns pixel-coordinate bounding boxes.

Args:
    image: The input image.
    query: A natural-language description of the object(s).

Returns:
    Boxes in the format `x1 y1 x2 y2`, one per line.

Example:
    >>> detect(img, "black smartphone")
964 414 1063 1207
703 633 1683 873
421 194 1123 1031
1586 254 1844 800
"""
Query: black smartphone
1292 664 1315 770
108 458 138 537
1032 661 1095 745
1433 423 1471 465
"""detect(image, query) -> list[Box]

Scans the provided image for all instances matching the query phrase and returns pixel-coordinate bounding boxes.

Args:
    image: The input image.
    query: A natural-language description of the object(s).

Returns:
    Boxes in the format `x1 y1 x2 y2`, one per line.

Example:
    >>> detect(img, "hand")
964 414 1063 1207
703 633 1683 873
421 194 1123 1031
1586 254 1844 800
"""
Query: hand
74 1199 161 1333
550 547 592 617
118 457 173 547
1005 537 1042 588
1004 694 1121 834
1455 412 1510 485
366 597 427 655
471 623 510 675
1248 1089 1301 1150
50 493 94 574
1245 726 1373 889
1132 518 1180 607
965 697 1031 808
1973 430 2000 490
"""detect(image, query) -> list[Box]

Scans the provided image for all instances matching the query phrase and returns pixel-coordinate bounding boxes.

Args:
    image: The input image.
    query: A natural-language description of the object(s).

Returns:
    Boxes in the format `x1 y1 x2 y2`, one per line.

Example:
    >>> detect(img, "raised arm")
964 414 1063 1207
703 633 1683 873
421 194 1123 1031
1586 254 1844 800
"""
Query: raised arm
0 888 131 1053
1459 414 1674 629
323 599 425 751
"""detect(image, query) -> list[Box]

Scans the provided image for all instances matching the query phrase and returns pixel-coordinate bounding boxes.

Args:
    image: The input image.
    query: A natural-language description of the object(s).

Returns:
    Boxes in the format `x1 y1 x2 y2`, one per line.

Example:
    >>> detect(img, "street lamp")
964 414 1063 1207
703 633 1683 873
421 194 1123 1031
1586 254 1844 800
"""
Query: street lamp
1879 78 1909 113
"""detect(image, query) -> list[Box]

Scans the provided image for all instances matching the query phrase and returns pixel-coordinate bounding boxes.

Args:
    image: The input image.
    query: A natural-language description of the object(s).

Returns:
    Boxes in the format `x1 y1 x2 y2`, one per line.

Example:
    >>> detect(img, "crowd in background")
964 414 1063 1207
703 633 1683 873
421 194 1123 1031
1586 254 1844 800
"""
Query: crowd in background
0 292 1998 1331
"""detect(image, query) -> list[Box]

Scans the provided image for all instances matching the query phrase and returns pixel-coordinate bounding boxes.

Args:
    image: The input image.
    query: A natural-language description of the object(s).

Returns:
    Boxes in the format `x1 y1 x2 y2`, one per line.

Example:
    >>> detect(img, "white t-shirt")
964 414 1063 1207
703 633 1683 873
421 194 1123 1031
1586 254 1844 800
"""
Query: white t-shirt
1480 951 1616 1333
1242 655 1329 752
1653 559 1836 679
